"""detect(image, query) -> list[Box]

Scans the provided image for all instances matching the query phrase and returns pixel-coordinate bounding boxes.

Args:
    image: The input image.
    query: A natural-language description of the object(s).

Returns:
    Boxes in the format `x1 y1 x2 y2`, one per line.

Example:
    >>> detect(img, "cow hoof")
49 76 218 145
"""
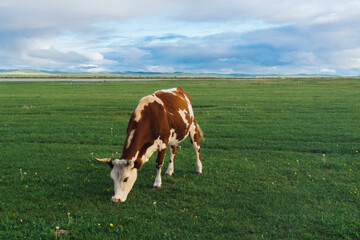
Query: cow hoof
195 171 202 175
152 185 161 189
165 172 173 176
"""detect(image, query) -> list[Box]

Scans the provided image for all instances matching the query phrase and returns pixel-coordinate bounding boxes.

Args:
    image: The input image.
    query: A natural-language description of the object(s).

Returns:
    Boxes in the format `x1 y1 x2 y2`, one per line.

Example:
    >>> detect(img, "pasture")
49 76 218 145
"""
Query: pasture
0 78 359 239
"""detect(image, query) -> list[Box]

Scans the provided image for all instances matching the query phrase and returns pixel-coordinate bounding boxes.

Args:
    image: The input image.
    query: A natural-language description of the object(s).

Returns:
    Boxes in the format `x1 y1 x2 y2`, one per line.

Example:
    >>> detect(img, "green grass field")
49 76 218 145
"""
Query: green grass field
0 78 359 239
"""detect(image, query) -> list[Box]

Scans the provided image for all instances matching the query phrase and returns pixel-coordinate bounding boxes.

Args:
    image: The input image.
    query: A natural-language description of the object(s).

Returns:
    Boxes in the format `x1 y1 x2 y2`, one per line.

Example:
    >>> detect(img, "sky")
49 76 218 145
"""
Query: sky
1 0 360 75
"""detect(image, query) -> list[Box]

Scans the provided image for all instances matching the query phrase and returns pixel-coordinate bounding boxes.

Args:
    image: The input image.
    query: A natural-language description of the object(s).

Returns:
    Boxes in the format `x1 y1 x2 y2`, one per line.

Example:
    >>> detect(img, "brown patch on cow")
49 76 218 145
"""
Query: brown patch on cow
171 145 178 162
107 161 114 169
134 95 164 122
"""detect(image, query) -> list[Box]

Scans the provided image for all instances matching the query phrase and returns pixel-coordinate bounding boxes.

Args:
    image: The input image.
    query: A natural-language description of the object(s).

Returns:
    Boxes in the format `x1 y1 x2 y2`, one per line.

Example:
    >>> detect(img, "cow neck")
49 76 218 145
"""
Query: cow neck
121 125 149 170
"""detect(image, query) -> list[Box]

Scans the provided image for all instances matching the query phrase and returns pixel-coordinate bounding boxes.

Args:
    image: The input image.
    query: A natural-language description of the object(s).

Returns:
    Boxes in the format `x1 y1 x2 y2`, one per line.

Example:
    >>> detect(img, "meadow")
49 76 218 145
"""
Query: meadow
0 78 359 239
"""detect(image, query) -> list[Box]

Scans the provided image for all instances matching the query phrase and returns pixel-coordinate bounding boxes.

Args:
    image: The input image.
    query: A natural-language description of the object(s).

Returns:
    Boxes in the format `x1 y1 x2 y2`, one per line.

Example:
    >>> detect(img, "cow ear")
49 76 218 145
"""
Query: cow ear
133 160 143 170
107 161 114 169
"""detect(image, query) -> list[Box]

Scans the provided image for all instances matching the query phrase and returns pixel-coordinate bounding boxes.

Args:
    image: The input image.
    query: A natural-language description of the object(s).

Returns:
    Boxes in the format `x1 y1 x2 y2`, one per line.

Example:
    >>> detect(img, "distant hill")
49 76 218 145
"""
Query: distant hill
0 69 346 79
0 69 257 79
0 69 55 77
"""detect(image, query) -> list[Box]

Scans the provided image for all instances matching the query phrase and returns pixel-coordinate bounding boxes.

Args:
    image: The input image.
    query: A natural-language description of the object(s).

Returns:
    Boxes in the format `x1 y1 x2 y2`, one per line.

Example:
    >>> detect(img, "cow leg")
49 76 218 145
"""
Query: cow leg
153 148 167 188
165 145 178 176
190 123 203 175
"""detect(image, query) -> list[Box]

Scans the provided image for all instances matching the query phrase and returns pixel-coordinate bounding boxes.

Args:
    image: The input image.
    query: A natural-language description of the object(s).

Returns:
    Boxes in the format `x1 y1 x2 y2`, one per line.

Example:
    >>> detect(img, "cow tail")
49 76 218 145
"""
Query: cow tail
196 123 205 142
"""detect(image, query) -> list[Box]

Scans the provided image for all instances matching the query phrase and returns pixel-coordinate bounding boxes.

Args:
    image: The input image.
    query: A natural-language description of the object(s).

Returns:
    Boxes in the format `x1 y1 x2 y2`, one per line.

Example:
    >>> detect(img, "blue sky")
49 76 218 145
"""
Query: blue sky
1 0 360 75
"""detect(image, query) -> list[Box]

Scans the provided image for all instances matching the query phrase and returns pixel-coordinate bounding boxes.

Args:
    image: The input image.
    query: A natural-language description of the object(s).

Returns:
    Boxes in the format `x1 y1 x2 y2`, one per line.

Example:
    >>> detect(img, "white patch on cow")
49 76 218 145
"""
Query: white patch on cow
184 95 194 118
189 122 196 134
165 149 175 176
142 137 167 163
155 88 178 96
189 123 202 174
126 129 135 149
168 128 179 146
130 151 139 162
194 141 202 174
153 167 162 188
134 95 164 122
178 109 189 127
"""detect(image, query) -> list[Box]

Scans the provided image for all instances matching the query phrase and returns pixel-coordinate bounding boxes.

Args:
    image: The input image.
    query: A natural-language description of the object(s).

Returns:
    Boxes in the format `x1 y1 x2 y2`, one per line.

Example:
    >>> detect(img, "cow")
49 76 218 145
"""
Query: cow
95 87 204 202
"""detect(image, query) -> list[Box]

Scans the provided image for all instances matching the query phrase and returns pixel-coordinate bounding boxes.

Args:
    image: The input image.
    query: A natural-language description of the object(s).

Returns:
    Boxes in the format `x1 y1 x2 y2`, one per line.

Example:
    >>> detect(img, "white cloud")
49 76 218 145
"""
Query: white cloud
174 0 360 24
2 0 359 31
82 66 107 73
146 65 174 72
0 0 171 30
1 0 360 74
313 13 340 24
219 68 234 74
85 52 104 62
331 48 360 69
320 68 336 74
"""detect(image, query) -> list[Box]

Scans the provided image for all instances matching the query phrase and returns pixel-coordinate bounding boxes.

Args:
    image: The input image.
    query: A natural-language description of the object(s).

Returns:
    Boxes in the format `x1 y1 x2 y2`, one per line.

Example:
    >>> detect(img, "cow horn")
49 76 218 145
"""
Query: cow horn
127 160 135 168
95 157 114 162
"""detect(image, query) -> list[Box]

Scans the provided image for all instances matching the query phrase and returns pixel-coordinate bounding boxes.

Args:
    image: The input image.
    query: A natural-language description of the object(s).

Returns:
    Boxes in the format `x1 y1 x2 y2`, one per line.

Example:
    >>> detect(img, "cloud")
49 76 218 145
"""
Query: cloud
174 0 360 25
320 68 336 74
146 65 174 72
80 64 107 73
330 48 360 69
1 0 360 74
1 1 359 28
0 0 171 31
28 48 87 64
280 51 318 65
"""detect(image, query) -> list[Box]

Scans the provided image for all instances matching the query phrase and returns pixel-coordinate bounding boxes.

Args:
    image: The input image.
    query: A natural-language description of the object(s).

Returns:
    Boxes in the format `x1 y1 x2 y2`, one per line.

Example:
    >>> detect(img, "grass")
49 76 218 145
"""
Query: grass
0 78 359 239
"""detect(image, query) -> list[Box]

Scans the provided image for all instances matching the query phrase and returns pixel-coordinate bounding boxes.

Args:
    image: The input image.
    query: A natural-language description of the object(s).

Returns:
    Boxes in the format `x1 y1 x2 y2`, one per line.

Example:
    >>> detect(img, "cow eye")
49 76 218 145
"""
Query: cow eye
123 177 129 182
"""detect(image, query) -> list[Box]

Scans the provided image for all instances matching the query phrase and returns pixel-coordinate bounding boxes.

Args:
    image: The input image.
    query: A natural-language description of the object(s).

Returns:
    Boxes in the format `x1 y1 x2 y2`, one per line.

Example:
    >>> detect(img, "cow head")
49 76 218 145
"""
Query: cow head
95 158 138 202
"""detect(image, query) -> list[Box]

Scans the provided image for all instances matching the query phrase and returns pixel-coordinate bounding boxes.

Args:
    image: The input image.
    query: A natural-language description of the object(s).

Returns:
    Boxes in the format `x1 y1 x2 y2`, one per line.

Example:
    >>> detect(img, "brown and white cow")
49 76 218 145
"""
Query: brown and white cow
96 87 204 202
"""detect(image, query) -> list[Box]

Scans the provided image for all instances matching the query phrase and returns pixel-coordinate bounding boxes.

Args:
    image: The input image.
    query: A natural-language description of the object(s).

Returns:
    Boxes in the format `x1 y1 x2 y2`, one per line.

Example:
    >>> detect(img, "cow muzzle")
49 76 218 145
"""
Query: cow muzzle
112 196 125 203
